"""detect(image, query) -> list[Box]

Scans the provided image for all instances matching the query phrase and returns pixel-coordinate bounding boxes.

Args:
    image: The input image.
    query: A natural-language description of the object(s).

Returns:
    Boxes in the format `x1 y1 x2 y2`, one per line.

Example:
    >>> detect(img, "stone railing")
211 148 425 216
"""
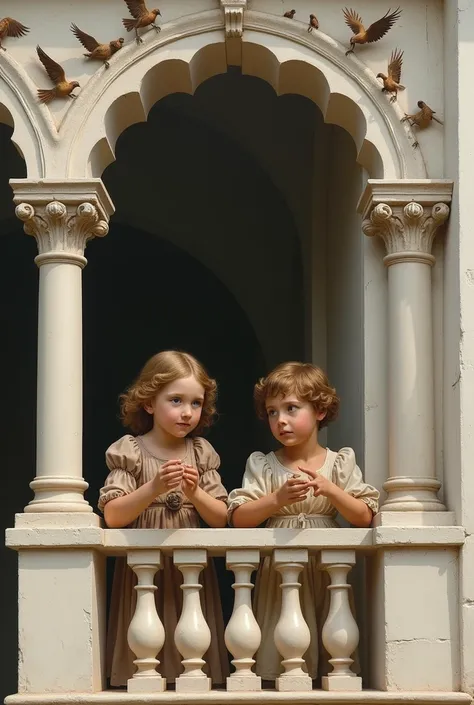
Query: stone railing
125 545 359 694
5 524 466 702
104 528 372 694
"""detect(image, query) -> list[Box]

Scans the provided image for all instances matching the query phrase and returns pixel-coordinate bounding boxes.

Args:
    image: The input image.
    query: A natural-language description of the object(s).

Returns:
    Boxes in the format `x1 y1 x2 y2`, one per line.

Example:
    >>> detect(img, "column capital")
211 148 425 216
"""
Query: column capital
10 178 114 266
358 179 453 266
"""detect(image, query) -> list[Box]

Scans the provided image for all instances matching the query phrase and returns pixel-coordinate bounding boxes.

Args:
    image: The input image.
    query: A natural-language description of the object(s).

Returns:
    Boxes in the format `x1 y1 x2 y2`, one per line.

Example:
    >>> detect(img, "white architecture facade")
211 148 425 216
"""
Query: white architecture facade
1 0 473 702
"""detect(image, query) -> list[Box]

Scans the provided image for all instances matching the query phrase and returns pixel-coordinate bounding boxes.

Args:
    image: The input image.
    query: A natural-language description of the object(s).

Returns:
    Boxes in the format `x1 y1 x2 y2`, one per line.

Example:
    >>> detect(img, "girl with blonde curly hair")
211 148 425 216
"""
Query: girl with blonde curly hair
99 350 229 687
227 361 379 683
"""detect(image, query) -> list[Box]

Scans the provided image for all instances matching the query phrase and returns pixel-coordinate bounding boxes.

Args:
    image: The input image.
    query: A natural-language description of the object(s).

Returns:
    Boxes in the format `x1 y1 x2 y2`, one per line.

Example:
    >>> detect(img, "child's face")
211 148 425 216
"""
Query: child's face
145 375 205 438
265 394 326 447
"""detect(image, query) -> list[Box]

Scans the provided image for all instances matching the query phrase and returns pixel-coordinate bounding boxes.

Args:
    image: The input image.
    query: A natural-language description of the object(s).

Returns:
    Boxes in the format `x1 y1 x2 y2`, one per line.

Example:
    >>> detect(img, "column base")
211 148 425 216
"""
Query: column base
175 677 212 693
25 475 92 513
322 675 362 691
374 511 456 527
226 675 262 691
127 676 166 693
276 675 312 691
380 476 446 513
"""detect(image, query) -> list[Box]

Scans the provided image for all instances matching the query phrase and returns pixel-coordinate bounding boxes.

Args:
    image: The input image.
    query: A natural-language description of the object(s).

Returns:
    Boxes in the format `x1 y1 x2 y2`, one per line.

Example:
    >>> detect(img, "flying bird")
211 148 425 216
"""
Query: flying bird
36 46 80 104
71 24 124 68
401 101 443 148
283 9 296 19
122 0 161 44
308 14 319 32
377 48 405 102
0 17 29 51
343 7 402 56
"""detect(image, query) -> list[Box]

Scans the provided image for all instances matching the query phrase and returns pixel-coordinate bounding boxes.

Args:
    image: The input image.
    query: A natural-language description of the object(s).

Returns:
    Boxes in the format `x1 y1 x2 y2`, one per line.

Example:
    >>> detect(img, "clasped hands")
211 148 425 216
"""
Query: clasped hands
153 459 199 498
276 466 335 507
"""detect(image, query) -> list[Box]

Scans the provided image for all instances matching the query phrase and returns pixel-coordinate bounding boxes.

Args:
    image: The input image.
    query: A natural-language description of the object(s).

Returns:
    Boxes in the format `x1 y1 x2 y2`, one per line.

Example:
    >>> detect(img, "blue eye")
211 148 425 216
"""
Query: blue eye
171 397 181 405
192 400 203 408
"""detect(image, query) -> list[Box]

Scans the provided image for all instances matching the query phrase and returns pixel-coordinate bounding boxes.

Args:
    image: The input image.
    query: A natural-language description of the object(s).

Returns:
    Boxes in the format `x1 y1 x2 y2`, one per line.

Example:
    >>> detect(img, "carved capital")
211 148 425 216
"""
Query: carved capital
358 179 453 266
220 0 247 38
362 201 450 265
10 178 114 267
16 201 108 263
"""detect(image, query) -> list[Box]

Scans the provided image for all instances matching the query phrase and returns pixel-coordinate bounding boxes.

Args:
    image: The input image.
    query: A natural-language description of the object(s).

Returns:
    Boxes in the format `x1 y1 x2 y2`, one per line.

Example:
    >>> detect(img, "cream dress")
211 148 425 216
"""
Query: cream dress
99 434 230 686
227 447 379 681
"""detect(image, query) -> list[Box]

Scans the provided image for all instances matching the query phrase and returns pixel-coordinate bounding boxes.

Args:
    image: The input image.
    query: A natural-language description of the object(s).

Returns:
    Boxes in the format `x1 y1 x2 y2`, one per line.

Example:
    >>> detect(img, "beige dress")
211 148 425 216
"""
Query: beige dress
227 447 379 681
99 434 230 686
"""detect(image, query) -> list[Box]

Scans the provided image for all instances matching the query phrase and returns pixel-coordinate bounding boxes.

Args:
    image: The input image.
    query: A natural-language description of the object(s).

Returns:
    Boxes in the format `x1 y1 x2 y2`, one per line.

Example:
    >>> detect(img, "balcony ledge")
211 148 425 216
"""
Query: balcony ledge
5 691 473 705
5 525 466 553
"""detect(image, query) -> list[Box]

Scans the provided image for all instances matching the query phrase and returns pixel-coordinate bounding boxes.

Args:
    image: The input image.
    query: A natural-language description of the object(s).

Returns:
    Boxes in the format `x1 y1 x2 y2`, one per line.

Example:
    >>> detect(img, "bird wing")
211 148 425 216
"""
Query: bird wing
387 48 403 82
124 0 149 19
36 46 66 84
5 18 29 38
342 8 364 35
366 7 402 43
70 23 99 51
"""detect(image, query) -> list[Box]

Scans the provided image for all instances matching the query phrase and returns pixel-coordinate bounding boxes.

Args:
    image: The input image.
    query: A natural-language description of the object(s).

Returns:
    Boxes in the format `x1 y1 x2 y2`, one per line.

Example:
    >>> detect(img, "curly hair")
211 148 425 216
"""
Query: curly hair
120 351 217 436
254 361 339 429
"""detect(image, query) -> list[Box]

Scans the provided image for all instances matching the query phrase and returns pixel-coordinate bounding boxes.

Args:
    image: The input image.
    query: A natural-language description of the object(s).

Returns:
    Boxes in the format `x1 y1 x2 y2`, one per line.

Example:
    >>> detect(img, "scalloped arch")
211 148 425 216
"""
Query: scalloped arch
59 10 426 180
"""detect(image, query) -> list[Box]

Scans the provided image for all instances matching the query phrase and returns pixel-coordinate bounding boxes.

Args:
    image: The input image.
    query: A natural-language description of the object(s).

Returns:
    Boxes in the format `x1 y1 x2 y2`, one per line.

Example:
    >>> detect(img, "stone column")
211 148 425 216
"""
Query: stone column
10 179 114 515
359 180 454 524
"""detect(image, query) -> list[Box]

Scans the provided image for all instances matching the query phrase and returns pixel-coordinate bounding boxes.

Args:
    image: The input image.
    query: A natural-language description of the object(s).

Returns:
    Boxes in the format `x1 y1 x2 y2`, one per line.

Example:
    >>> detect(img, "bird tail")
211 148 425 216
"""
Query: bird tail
398 84 406 91
83 52 92 58
37 89 55 104
122 18 137 32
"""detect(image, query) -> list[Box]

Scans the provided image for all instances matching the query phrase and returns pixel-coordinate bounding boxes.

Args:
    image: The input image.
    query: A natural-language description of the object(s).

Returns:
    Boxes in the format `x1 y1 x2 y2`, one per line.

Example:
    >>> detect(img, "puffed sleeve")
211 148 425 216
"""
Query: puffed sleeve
227 451 272 526
193 437 228 502
332 447 379 516
98 435 141 512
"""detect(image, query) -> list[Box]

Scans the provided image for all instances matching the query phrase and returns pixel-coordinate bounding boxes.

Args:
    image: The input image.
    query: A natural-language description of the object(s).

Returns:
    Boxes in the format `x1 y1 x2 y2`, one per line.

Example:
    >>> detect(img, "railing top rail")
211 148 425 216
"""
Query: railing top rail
5 525 466 552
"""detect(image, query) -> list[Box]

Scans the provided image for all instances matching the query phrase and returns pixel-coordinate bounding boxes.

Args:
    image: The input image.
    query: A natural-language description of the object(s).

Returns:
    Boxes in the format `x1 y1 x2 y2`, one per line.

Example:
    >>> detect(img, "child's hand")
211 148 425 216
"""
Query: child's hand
181 464 199 499
153 459 184 494
298 466 335 498
275 476 310 507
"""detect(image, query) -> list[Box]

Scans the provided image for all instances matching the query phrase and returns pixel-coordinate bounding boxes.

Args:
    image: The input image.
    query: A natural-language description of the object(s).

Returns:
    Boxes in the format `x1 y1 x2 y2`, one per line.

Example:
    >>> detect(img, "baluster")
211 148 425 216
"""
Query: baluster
273 549 312 691
225 549 262 691
174 549 211 692
127 550 166 693
319 550 362 691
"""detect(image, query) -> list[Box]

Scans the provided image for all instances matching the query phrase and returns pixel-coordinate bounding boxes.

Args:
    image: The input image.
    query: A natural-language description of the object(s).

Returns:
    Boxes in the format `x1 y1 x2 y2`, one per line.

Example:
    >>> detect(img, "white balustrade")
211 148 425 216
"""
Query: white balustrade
273 548 312 692
225 549 262 691
127 550 166 693
319 549 361 691
120 539 364 695
173 549 212 693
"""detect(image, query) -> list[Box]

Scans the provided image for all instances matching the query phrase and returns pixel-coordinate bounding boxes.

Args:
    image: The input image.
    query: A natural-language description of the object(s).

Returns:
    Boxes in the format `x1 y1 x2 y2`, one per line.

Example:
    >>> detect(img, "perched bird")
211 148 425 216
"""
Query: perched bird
283 9 296 19
71 24 124 68
376 48 405 102
122 0 161 44
0 16 29 51
36 46 80 104
401 101 443 148
308 14 319 32
343 7 402 56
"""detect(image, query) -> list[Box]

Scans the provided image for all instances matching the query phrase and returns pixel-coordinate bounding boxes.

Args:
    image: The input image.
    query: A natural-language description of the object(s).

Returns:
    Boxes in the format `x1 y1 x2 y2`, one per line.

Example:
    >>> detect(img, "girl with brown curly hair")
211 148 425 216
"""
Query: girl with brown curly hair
99 350 229 687
227 361 379 682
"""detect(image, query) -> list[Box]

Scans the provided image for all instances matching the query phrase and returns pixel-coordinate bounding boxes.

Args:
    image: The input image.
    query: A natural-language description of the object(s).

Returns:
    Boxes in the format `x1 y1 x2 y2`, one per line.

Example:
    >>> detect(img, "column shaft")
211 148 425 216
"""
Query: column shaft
34 261 85 507
388 261 435 479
